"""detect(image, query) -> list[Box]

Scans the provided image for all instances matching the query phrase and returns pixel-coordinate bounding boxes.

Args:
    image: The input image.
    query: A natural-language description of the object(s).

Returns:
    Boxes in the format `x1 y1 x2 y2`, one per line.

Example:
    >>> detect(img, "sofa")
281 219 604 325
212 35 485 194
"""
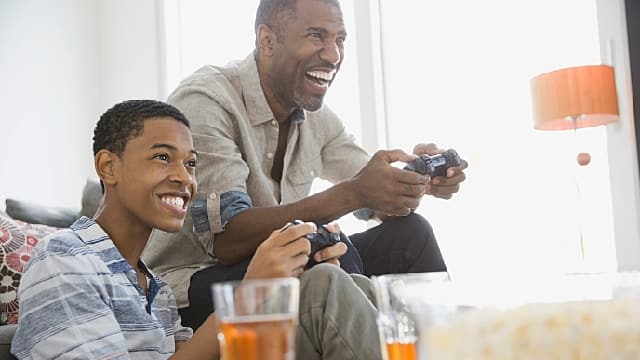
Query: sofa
0 179 102 360
0 205 17 359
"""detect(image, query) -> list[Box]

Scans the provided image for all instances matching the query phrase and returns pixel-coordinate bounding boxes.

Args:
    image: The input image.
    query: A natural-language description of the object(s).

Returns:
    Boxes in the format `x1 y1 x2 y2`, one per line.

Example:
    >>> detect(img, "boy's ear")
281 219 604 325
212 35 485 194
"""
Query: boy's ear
257 24 277 56
94 149 119 188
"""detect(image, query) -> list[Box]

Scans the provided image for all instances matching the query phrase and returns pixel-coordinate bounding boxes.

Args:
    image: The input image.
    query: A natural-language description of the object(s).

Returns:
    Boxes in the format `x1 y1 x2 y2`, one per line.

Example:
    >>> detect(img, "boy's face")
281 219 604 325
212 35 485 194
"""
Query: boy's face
114 117 197 233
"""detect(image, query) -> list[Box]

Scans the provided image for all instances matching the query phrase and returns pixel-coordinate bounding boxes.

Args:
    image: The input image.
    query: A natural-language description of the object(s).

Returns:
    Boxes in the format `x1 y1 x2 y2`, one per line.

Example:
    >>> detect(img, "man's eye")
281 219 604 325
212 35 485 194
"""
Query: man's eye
308 32 321 39
154 154 169 162
187 159 197 168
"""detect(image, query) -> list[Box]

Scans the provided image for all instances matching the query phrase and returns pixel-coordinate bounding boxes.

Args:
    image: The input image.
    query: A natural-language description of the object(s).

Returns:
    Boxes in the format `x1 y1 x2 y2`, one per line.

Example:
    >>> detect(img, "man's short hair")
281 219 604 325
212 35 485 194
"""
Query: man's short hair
92 99 190 156
255 0 297 42
254 0 339 42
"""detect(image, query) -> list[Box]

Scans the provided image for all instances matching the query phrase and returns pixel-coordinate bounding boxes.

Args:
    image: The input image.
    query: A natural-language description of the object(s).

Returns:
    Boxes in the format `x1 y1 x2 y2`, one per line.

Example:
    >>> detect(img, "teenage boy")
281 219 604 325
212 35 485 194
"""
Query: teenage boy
11 100 381 360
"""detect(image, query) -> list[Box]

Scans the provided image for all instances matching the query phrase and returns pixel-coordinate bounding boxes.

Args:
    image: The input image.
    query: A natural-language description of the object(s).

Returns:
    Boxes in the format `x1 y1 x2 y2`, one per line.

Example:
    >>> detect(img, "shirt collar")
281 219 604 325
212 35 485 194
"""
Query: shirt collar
238 52 276 127
238 52 307 126
71 216 161 307
71 217 136 274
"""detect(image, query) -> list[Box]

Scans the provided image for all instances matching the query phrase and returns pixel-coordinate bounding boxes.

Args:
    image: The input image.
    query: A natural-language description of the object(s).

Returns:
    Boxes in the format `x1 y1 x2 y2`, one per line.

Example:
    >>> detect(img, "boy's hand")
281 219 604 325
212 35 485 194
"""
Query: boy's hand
312 223 347 266
244 221 315 280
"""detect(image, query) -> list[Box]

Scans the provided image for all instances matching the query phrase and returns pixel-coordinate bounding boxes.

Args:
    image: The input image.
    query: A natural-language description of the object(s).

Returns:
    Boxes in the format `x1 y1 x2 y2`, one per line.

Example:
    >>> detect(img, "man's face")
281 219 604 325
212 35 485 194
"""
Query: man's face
114 117 197 233
268 0 346 112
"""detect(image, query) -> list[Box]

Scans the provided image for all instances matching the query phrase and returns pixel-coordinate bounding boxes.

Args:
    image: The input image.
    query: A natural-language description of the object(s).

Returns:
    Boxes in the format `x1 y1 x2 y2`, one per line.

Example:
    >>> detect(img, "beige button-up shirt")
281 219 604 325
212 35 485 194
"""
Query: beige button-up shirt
143 53 370 308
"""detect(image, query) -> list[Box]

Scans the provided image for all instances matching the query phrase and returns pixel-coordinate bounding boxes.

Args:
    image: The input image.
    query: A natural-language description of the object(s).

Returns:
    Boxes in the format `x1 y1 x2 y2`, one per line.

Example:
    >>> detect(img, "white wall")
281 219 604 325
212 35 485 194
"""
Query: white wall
97 0 164 107
0 0 162 211
0 0 101 209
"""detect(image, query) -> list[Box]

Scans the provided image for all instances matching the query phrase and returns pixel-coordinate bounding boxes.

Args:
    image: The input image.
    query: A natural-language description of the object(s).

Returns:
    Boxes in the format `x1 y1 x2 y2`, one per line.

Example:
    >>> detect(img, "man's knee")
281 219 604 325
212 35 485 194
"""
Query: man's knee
378 212 446 273
382 212 434 237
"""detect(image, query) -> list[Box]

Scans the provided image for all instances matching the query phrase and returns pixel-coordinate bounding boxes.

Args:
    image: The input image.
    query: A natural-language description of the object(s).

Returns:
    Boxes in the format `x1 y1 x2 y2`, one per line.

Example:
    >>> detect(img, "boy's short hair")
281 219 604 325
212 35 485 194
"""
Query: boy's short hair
92 100 190 193
92 99 190 156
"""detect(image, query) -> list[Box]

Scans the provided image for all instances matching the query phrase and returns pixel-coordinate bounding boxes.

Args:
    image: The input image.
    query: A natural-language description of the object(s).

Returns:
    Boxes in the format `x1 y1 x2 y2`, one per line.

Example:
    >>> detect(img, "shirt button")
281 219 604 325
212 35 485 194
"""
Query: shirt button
271 120 277 127
309 170 315 176
208 193 216 200
267 152 274 159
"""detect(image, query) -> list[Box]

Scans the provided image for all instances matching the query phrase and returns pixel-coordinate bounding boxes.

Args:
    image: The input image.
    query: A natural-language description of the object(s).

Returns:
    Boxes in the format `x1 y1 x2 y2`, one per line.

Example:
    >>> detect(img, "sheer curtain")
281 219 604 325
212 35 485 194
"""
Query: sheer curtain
378 0 616 278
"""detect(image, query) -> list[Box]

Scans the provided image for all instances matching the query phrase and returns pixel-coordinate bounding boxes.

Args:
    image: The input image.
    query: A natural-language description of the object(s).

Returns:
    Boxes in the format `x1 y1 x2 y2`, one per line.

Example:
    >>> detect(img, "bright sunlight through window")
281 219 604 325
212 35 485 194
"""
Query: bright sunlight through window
379 0 616 278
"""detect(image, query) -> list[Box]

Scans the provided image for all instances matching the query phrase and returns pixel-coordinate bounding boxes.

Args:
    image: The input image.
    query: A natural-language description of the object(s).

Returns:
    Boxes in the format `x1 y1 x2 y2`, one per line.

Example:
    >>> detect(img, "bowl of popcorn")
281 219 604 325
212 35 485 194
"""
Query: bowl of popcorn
384 272 640 360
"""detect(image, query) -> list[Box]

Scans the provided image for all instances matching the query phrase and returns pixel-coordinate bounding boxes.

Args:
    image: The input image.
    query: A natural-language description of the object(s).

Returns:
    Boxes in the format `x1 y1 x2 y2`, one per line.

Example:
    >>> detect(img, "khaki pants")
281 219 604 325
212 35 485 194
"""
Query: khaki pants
296 264 381 360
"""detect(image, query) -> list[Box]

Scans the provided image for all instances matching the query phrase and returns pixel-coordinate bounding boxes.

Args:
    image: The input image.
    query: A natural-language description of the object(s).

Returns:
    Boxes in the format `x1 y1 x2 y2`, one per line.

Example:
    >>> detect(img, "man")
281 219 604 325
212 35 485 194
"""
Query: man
12 100 381 360
144 0 467 330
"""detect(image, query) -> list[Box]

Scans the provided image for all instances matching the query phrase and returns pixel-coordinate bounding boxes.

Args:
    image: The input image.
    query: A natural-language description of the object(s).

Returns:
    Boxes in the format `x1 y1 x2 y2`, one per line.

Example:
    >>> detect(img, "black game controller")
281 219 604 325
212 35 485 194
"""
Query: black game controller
292 220 340 259
404 149 461 177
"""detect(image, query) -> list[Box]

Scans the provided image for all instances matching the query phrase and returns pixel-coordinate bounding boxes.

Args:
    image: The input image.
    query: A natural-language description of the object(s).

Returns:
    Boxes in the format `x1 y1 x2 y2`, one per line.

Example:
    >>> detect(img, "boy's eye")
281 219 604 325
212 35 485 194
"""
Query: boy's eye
186 159 197 168
154 154 169 162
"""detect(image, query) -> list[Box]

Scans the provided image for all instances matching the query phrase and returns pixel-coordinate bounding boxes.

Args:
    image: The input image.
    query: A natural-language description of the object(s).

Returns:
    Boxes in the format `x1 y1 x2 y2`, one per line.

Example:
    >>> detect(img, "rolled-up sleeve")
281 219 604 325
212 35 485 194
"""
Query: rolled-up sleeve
220 191 252 226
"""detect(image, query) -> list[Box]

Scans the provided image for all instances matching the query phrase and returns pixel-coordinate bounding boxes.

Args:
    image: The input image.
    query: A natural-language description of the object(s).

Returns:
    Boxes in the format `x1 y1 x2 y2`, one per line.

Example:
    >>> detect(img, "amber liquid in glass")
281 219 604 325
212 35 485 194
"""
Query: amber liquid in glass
219 315 296 360
386 341 417 360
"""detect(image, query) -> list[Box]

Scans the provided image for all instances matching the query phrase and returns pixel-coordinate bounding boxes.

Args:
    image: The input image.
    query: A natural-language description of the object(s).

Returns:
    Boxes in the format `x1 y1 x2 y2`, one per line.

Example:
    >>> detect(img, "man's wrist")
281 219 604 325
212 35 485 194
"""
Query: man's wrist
336 179 363 210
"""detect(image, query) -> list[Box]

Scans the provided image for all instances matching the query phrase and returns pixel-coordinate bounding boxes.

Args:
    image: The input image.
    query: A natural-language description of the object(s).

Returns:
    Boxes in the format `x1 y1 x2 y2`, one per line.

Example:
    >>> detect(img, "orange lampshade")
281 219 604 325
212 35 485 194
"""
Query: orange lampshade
530 65 619 130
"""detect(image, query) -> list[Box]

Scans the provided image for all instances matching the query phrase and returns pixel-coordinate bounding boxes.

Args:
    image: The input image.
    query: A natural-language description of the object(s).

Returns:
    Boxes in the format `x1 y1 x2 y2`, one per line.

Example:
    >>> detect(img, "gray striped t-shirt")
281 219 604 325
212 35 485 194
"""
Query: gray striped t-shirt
11 217 193 359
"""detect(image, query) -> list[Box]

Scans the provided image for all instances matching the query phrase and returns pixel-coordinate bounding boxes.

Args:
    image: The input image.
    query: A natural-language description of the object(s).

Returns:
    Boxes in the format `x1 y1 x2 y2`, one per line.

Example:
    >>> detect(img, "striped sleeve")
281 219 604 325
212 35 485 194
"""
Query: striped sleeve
11 233 130 360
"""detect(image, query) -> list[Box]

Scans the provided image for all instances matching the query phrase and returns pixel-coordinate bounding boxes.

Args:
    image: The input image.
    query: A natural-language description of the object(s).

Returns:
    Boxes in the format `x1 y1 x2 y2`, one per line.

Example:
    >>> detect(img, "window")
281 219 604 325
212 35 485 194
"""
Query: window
378 0 616 277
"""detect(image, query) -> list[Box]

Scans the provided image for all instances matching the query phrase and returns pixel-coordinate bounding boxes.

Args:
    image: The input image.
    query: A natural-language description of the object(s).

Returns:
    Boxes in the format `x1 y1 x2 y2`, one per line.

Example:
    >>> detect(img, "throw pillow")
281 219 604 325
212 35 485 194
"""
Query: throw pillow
0 215 60 325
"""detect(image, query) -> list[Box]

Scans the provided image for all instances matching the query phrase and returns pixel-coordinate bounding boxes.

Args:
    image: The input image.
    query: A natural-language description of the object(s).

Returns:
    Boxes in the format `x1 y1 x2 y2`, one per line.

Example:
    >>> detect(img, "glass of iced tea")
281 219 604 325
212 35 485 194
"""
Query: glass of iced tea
372 272 450 360
212 277 299 360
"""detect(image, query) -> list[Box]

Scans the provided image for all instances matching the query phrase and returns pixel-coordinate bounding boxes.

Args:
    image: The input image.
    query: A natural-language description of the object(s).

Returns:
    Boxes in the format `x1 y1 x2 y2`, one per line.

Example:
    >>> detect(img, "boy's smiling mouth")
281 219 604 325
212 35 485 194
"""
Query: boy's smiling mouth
159 193 190 215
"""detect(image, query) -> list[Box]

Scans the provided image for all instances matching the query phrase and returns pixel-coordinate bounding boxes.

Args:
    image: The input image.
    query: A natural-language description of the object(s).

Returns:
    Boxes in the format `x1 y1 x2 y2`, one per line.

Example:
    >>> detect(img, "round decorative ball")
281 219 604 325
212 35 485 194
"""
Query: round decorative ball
577 152 591 166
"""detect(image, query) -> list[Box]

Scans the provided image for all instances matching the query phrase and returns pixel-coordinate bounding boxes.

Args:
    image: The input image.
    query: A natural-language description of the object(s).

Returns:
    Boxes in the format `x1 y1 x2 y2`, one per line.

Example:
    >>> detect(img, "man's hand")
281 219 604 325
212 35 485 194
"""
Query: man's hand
244 222 315 280
351 149 429 216
413 143 468 200
311 223 347 267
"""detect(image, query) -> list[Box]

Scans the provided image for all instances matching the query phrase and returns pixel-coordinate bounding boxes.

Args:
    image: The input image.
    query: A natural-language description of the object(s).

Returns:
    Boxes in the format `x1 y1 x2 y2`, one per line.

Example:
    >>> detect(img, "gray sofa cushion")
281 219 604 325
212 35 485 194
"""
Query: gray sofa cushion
0 324 17 360
4 199 78 228
80 178 102 219
4 179 102 228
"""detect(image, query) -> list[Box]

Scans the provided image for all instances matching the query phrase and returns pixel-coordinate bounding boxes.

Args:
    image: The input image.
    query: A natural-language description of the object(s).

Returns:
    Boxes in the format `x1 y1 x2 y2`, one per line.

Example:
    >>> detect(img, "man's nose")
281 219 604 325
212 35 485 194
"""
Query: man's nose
320 41 341 65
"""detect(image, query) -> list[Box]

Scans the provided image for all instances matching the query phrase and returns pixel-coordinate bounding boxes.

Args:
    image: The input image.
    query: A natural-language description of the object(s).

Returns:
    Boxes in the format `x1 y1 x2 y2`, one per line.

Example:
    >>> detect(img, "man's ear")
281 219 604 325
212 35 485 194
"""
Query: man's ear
94 149 119 188
257 24 277 56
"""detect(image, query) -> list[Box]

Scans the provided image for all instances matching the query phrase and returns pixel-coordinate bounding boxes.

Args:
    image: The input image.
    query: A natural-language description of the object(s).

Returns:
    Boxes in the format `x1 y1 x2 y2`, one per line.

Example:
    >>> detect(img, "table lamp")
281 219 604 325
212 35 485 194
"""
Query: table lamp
530 64 619 263
530 64 619 165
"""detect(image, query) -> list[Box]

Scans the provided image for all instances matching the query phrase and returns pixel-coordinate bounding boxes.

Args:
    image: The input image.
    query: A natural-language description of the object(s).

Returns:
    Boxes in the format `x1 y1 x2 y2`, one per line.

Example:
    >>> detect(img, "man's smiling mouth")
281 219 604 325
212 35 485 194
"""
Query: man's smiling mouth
306 69 335 87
